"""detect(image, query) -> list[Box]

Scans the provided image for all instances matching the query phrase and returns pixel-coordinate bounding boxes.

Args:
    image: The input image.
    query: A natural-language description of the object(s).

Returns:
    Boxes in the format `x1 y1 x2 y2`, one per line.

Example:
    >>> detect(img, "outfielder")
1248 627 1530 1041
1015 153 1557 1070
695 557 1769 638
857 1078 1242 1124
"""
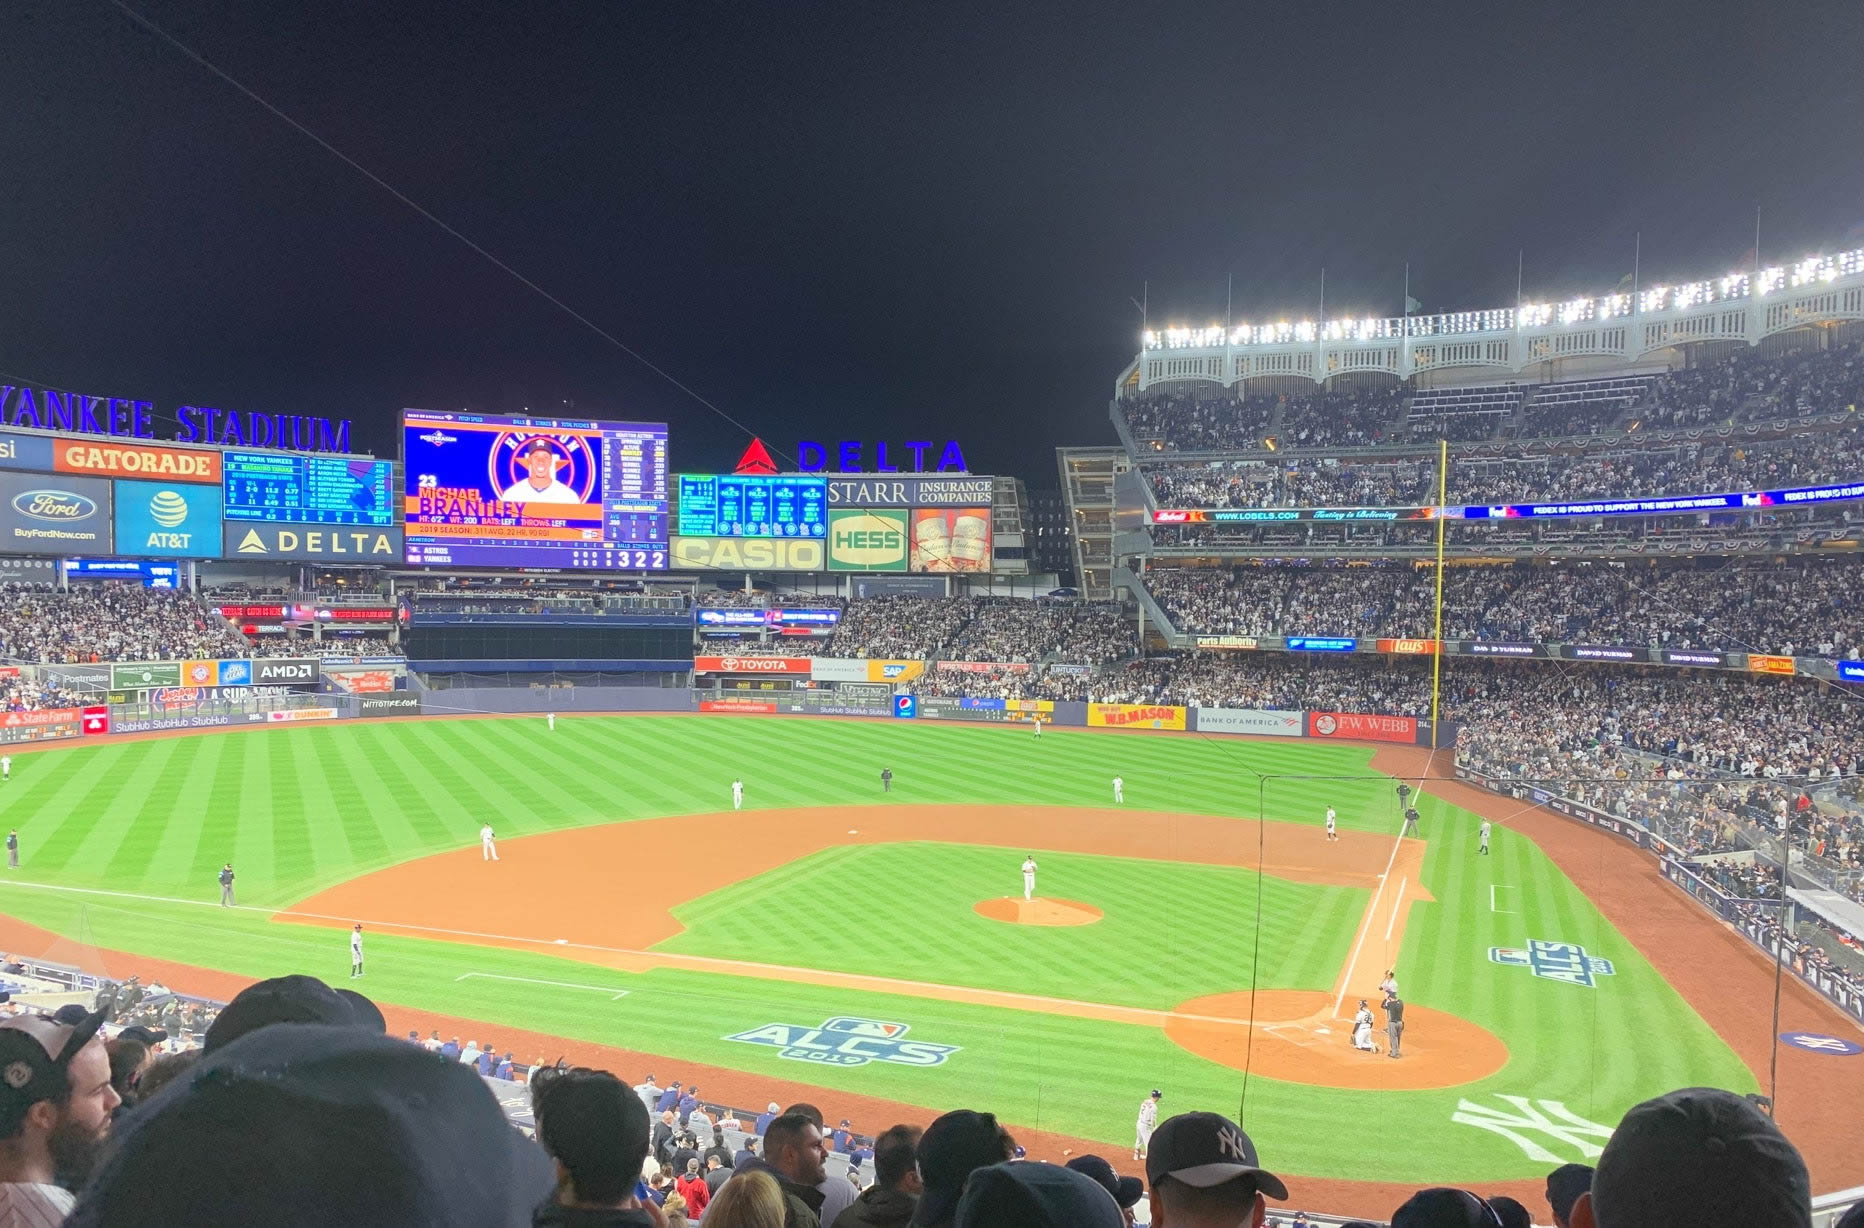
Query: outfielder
481 823 499 861
1022 855 1037 901
1134 1090 1161 1160
1478 820 1491 855
547 712 556 732
1032 717 1042 739
2 755 11 781
350 924 364 979
1325 806 1338 842
1112 775 1124 804
732 778 744 810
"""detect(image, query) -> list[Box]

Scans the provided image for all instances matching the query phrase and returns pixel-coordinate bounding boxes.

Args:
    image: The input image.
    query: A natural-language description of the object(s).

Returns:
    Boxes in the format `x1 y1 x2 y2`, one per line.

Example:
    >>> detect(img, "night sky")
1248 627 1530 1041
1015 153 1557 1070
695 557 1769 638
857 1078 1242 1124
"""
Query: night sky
4 2 1862 482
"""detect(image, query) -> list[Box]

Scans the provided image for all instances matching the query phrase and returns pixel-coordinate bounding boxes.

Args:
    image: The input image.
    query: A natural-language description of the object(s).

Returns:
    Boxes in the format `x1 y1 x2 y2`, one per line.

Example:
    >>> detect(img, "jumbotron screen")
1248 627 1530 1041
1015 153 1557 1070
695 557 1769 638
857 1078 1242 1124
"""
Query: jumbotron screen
401 411 670 569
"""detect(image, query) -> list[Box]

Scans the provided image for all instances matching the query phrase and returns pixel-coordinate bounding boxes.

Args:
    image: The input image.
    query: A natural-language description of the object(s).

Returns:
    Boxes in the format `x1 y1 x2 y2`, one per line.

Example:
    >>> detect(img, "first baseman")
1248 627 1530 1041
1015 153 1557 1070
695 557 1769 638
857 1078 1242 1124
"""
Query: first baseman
1022 855 1038 901
481 823 499 861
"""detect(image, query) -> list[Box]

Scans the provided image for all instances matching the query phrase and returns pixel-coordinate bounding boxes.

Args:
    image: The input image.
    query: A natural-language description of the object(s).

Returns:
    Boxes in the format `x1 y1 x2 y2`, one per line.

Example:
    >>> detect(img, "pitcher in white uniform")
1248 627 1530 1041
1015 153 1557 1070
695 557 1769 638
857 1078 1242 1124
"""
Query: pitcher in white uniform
1021 855 1037 901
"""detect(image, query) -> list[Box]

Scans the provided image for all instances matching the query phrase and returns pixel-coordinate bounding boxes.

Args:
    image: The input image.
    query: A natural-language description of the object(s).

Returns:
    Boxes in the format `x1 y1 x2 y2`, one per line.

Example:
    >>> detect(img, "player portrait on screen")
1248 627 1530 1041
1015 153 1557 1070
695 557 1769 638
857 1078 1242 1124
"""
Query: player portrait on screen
498 438 582 504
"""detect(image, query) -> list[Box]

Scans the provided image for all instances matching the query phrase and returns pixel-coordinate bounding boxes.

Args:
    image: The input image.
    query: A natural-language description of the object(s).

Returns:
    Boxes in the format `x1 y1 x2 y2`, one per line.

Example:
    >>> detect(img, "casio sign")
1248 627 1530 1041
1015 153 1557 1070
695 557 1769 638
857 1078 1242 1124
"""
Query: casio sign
12 490 96 521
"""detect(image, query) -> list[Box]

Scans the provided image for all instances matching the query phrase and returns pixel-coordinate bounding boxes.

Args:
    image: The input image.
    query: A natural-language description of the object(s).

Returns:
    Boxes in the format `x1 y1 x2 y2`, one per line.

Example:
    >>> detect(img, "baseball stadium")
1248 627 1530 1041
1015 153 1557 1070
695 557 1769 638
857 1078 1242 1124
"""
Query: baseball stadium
0 241 1858 1226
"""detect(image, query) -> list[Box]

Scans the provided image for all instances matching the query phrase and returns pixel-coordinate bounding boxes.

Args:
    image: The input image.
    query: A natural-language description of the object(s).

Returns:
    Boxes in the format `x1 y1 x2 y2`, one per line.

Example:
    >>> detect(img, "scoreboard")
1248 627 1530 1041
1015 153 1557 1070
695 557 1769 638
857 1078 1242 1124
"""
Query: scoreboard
678 474 827 538
224 453 394 526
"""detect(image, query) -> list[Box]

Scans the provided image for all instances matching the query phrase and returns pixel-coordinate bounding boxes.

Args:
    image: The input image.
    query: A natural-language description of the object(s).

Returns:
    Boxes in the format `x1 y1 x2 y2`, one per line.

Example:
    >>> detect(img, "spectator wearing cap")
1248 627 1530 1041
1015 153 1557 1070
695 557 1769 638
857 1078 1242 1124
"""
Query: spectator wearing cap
953 1161 1124 1228
1569 1087 1811 1228
678 1086 697 1126
1488 1196 1531 1228
911 1109 1017 1228
735 1137 761 1170
735 1111 827 1228
656 1081 682 1114
533 1068 660 1227
202 973 367 1053
1391 1188 1505 1228
104 1035 150 1113
831 1120 853 1153
66 1023 553 1227
0 1012 119 1222
1067 1155 1145 1227
832 1124 921 1228
1545 1164 1593 1228
1144 1110 1287 1228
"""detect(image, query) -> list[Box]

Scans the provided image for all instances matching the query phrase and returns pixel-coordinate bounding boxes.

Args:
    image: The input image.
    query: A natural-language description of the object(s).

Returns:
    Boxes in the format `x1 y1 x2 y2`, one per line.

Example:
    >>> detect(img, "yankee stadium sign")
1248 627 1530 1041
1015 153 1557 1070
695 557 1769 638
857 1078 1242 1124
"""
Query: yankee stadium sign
0 384 353 454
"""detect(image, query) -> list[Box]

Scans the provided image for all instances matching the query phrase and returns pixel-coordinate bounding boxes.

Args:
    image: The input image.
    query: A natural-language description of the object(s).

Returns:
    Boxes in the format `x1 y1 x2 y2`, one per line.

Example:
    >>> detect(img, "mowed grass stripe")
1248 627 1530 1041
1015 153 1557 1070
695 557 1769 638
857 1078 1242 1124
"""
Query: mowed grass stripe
101 737 189 885
307 727 393 871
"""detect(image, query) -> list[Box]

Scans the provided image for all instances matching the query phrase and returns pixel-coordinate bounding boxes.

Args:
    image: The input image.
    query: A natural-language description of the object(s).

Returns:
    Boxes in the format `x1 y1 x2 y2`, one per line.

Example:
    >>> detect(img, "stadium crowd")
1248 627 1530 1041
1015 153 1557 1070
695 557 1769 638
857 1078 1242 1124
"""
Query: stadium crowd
1142 558 1864 657
0 586 249 665
828 597 1136 666
0 961 1835 1228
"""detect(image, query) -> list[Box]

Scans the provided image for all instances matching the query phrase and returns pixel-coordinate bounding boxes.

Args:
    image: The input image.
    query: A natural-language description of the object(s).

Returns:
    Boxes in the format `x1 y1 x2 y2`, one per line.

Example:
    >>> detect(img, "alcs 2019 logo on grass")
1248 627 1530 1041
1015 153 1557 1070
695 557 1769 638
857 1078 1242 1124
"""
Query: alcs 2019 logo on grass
724 1016 959 1068
1489 939 1616 988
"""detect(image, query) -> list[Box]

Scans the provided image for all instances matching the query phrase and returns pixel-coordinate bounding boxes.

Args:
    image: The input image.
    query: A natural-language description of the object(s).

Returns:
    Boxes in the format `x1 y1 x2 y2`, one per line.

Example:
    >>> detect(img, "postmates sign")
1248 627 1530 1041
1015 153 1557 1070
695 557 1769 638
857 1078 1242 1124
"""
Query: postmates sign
1488 940 1616 988
724 1016 958 1068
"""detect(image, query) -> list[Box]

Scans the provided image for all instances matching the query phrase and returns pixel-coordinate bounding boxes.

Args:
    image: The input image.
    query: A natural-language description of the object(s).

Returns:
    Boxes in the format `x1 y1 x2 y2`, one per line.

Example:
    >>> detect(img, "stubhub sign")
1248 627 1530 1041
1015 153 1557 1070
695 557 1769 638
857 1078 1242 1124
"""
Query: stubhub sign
113 480 223 558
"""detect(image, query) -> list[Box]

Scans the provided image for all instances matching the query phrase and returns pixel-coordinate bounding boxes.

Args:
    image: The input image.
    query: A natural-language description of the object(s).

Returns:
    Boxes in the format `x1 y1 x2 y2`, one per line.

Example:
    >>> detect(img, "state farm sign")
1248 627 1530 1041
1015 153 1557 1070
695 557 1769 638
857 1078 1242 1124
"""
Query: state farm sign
693 656 814 675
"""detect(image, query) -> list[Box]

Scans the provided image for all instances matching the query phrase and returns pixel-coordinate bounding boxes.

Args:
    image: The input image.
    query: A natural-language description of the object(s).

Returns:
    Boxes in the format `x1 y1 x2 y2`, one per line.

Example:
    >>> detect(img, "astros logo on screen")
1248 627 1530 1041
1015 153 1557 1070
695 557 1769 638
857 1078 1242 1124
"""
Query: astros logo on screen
490 434 599 506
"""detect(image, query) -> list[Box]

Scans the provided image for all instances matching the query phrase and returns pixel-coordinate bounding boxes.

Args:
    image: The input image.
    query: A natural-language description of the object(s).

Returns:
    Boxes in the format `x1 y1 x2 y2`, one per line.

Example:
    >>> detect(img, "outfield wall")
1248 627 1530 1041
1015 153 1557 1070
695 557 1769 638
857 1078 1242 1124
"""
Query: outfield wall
1453 764 1864 1028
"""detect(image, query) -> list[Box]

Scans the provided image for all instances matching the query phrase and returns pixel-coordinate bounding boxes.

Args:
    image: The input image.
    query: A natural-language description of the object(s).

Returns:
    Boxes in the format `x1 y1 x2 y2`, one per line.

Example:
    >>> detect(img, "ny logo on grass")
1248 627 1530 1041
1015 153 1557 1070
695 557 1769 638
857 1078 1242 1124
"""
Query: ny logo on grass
1451 1095 1615 1163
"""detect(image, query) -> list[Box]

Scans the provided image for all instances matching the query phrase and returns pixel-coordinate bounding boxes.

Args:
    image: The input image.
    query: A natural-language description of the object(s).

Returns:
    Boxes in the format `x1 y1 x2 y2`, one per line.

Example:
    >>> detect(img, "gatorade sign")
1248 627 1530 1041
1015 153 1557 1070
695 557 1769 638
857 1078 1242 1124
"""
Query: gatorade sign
828 509 908 572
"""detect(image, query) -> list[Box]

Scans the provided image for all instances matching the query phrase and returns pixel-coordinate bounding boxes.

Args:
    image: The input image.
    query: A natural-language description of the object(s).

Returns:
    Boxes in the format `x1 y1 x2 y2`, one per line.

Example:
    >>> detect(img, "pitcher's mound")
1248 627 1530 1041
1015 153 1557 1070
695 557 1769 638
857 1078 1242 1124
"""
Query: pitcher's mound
974 898 1103 926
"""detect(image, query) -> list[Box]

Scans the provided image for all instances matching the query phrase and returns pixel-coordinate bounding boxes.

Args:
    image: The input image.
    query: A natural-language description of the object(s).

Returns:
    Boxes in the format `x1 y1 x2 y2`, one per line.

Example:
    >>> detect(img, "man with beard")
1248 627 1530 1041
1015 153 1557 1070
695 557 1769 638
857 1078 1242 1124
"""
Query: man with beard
0 1011 121 1223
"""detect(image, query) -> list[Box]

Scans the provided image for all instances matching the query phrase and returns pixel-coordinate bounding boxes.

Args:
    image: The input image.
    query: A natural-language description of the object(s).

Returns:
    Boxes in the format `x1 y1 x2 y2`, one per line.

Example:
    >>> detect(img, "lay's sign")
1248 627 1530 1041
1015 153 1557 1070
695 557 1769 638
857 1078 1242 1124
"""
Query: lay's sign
1087 703 1187 731
828 509 908 572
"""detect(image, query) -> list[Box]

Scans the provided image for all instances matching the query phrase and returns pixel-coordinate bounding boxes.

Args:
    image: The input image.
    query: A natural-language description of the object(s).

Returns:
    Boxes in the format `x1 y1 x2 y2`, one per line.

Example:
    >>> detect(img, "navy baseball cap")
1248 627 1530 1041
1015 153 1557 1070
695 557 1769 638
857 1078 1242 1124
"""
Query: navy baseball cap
1066 1155 1144 1208
1589 1088 1810 1228
1144 1111 1287 1200
0 1011 107 1135
1392 1188 1503 1228
66 1022 554 1227
955 1161 1124 1228
204 974 360 1052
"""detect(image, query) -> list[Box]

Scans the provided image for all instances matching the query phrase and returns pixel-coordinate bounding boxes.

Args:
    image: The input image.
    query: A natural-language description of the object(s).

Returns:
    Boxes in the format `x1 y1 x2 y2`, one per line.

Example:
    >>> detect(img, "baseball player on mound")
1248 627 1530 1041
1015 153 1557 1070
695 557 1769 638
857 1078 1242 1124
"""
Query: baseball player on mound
1022 855 1038 901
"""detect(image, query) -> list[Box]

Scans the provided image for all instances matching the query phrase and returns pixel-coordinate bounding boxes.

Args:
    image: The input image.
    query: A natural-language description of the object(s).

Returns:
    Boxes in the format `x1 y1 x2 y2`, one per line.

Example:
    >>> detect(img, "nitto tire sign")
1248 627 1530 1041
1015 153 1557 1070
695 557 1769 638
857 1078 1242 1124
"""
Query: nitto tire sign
359 696 420 715
254 659 320 685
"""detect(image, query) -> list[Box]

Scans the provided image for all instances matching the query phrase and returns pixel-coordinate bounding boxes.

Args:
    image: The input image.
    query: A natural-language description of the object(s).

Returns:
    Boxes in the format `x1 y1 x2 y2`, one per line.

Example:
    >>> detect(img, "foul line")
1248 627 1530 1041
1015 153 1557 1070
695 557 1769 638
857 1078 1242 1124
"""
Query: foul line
1384 878 1407 941
455 972 629 1000
0 878 1277 1031
1332 747 1437 1019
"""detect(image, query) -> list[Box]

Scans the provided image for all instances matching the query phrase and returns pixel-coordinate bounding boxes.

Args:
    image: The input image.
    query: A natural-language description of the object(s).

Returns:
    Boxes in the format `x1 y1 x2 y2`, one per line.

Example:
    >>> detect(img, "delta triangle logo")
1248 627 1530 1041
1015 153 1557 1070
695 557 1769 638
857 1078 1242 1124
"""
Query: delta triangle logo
733 438 779 476
236 529 268 554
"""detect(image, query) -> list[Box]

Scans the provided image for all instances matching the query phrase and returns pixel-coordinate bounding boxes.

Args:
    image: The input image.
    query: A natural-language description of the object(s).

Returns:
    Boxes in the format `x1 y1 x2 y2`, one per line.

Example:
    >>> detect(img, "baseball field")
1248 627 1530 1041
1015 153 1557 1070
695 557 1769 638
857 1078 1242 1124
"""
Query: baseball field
0 713 1855 1216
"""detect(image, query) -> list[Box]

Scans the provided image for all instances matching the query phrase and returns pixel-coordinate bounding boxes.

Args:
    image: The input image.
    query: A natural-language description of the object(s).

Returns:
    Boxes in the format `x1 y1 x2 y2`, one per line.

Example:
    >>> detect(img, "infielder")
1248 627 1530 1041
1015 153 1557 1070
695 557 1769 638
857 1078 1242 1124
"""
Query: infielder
1325 806 1338 842
547 712 556 732
480 823 499 861
732 778 744 810
1112 775 1124 804
1478 820 1491 855
1021 855 1038 901
350 924 364 979
1133 1090 1161 1160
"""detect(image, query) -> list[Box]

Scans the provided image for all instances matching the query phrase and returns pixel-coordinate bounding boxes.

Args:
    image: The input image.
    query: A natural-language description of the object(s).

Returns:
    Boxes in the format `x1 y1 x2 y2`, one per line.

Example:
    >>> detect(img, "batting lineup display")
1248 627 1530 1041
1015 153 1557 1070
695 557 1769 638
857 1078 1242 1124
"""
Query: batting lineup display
223 452 394 526
401 410 670 570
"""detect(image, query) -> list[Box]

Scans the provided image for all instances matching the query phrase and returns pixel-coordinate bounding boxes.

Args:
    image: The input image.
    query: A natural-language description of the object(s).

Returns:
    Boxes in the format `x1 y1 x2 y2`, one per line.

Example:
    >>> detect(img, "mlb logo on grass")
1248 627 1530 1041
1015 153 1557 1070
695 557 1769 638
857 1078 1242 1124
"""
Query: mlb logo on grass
724 1016 958 1068
1489 940 1615 988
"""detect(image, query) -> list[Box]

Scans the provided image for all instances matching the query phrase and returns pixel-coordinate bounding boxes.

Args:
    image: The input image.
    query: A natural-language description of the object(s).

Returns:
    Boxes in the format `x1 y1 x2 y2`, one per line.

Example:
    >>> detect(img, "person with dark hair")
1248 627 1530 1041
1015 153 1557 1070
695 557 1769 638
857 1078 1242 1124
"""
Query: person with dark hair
104 1036 150 1114
704 1154 733 1197
786 1101 856 1226
1544 1165 1593 1228
832 1124 922 1228
133 1049 198 1103
0 1013 120 1220
1391 1188 1504 1228
705 1127 736 1172
534 1069 660 1226
735 1112 828 1228
1487 1195 1531 1228
912 1110 1017 1228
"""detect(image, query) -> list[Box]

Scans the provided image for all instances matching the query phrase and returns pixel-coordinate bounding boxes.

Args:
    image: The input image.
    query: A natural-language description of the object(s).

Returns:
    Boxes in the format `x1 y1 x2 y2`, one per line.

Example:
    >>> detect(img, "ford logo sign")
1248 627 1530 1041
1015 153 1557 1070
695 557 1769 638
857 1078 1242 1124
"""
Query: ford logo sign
12 490 96 521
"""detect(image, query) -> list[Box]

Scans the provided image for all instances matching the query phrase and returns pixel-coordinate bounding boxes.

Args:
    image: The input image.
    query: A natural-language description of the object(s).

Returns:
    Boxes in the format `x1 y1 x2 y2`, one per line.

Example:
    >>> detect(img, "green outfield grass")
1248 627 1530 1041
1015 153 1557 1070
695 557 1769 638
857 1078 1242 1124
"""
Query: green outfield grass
0 716 1755 1184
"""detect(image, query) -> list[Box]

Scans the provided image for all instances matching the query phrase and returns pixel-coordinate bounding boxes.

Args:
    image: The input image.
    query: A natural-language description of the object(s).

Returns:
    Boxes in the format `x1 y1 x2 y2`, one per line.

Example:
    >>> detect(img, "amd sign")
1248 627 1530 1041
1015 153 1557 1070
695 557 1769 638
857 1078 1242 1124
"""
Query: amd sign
253 659 320 685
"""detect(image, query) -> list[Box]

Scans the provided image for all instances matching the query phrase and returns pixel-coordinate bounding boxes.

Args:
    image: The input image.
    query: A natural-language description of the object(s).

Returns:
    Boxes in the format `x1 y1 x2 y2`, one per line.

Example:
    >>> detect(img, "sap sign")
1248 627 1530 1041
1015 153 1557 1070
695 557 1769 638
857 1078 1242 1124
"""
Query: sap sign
114 480 224 558
797 440 967 473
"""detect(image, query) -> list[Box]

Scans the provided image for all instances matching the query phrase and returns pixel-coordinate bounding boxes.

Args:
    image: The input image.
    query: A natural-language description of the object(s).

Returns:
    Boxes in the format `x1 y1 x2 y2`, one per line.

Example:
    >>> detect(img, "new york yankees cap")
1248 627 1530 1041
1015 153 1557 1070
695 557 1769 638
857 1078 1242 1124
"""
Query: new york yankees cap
0 1011 106 1134
1588 1087 1810 1228
1391 1187 1503 1228
1143 1111 1287 1200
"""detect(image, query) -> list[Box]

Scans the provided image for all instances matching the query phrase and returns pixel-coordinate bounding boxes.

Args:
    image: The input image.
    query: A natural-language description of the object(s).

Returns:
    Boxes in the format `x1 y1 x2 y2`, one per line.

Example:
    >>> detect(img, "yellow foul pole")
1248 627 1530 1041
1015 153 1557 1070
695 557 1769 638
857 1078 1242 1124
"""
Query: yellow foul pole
1428 437 1448 748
